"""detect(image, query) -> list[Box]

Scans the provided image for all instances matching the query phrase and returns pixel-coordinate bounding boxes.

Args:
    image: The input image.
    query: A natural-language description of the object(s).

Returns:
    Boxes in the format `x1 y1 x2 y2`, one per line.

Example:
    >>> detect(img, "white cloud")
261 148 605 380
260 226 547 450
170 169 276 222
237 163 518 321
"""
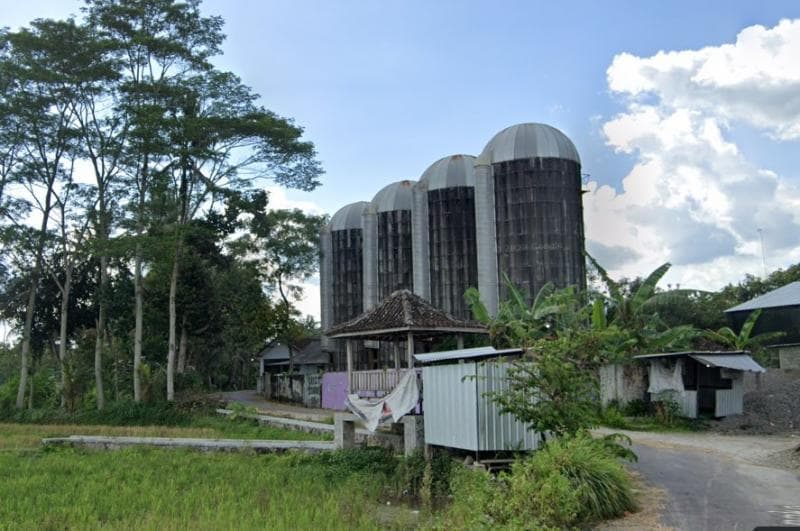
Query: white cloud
586 18 800 289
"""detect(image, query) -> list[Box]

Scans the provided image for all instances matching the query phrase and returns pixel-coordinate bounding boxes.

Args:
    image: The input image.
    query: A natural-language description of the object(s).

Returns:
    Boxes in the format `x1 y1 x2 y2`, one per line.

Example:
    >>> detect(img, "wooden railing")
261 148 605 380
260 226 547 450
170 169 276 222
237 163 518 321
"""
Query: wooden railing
350 368 420 394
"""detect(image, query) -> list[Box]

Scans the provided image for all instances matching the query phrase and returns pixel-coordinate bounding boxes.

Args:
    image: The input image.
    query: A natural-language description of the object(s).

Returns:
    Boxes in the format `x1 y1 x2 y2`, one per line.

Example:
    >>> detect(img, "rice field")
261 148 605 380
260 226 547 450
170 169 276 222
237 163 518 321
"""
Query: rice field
0 423 407 530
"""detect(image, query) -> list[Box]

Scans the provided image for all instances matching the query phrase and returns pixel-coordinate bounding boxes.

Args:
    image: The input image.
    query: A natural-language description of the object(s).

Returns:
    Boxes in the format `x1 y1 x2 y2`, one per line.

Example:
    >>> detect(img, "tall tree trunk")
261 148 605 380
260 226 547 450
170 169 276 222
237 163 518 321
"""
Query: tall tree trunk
57 265 72 409
133 245 144 402
177 315 187 375
94 254 108 410
166 246 180 401
16 195 52 409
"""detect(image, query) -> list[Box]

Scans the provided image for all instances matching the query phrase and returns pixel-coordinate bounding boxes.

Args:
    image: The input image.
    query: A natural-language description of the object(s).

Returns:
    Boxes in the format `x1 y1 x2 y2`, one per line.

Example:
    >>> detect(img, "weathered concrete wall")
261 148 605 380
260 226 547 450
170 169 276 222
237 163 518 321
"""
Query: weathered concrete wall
600 363 648 407
743 368 800 393
778 346 800 369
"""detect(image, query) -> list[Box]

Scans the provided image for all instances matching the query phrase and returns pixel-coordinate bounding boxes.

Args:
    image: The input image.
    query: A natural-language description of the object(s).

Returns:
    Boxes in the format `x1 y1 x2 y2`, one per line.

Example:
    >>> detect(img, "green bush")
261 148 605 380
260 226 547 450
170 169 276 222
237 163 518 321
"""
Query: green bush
437 433 637 529
395 449 453 505
599 405 629 429
622 399 649 417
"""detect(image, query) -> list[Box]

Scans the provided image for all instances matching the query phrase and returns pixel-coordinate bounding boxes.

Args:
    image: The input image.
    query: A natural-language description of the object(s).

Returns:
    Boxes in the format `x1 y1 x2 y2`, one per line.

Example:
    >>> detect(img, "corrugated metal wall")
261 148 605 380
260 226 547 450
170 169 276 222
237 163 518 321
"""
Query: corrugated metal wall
422 363 479 451
493 157 585 303
477 362 540 451
422 361 540 452
715 377 744 417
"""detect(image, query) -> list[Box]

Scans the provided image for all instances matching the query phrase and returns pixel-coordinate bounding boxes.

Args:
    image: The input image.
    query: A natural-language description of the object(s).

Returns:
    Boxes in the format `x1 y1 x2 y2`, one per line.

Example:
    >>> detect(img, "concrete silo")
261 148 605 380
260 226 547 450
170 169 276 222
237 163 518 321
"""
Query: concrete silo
474 123 586 316
320 201 369 367
412 155 478 320
365 181 416 308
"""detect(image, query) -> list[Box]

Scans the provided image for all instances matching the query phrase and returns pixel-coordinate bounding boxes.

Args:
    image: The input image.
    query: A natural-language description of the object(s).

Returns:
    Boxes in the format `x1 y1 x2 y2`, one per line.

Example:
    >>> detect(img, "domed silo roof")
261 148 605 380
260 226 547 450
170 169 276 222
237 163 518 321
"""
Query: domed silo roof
477 123 580 165
329 201 369 231
418 154 477 190
372 180 415 212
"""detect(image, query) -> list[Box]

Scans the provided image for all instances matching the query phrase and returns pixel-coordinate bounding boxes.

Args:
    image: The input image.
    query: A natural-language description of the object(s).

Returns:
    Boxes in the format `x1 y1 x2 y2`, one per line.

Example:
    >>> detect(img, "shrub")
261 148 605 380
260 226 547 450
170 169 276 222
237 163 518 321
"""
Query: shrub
599 405 629 429
437 433 637 529
622 399 649 417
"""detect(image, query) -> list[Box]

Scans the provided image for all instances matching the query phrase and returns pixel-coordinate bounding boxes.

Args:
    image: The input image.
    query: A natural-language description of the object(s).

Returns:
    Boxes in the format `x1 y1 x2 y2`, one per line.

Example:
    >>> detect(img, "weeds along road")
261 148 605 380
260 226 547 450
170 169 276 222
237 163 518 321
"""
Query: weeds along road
599 429 800 530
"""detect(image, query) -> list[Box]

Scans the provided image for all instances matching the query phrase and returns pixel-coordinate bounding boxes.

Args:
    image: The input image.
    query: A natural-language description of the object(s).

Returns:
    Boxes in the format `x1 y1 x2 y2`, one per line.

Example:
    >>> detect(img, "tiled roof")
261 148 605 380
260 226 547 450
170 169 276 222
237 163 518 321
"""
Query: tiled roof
326 289 487 338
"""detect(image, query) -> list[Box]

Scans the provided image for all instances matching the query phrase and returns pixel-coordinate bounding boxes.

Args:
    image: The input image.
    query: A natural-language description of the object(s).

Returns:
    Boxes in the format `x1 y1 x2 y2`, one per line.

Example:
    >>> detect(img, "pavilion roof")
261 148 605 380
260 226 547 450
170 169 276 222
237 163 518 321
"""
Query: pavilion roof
325 289 487 340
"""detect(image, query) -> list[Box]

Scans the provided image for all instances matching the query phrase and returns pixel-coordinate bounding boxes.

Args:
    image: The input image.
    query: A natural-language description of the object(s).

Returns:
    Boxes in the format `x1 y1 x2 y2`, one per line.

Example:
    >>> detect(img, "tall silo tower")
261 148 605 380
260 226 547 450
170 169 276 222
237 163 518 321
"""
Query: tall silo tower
367 181 416 306
412 155 478 320
320 201 369 367
474 123 585 316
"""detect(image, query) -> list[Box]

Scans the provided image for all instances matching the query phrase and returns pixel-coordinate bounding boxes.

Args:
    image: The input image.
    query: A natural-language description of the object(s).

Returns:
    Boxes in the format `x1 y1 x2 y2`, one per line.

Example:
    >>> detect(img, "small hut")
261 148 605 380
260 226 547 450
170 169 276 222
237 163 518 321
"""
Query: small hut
634 351 765 418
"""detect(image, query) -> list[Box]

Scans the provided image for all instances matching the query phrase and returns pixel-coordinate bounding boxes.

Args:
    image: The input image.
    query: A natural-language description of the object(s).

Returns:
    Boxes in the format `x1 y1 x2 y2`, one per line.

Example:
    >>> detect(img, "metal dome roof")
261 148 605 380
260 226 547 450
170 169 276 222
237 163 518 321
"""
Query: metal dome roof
329 201 368 231
371 180 415 212
477 123 580 165
418 154 476 190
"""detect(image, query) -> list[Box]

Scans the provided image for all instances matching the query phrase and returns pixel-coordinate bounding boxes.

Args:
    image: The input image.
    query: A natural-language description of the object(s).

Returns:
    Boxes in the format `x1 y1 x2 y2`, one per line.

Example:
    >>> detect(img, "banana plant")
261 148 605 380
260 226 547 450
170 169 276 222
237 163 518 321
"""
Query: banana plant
705 308 784 350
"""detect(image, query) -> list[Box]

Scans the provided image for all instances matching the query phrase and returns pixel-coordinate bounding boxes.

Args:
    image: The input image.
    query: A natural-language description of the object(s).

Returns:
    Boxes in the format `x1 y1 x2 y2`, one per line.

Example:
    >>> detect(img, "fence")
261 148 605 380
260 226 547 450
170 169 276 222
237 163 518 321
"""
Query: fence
262 373 322 408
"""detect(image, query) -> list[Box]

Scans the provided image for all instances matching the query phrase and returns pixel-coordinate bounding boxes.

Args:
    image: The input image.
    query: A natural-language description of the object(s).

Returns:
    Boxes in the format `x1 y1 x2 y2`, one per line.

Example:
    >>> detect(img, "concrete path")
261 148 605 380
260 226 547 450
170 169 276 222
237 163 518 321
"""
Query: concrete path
596 429 800 530
216 390 333 422
42 435 335 453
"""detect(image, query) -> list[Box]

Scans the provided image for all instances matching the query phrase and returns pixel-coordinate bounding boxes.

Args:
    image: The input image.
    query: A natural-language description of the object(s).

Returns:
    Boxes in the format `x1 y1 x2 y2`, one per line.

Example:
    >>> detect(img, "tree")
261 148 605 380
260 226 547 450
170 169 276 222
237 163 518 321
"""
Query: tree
0 20 85 408
240 202 326 372
705 308 785 351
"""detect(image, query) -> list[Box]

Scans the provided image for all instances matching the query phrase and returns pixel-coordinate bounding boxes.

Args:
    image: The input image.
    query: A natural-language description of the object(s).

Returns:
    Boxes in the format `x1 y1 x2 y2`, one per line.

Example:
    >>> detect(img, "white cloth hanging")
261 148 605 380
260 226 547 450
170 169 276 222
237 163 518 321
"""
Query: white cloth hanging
345 371 419 432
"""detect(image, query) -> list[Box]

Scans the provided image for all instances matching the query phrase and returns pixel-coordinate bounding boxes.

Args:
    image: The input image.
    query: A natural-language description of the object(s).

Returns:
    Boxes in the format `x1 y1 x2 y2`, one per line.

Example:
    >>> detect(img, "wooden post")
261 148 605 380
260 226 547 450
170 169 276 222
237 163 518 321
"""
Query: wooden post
406 332 414 369
393 341 400 371
457 334 464 350
346 339 353 392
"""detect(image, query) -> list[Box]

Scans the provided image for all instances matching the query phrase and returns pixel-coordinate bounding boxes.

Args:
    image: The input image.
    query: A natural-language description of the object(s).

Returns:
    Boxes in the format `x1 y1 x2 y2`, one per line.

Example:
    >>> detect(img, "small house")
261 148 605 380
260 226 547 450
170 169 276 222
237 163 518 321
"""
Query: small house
634 351 765 418
414 346 541 453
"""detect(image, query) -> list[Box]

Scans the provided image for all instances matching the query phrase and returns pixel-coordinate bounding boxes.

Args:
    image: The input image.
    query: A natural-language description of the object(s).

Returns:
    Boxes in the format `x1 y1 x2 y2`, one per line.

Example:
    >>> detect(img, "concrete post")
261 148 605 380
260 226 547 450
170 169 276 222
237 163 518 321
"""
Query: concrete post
402 415 425 456
406 332 414 368
319 228 333 351
346 339 353 392
411 181 430 300
474 163 499 317
362 205 378 311
334 413 356 449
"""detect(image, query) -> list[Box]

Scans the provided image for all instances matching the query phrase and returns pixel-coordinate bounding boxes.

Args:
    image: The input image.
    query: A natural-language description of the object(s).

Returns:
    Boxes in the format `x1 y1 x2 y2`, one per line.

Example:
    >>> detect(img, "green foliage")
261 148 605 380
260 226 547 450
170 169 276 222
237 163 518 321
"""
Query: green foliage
653 399 681 427
436 434 636 529
705 308 785 351
490 331 608 438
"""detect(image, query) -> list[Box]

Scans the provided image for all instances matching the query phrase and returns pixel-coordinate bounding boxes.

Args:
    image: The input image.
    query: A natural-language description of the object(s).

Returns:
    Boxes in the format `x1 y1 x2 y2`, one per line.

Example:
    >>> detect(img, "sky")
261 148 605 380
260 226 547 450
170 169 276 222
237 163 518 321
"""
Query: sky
6 0 800 319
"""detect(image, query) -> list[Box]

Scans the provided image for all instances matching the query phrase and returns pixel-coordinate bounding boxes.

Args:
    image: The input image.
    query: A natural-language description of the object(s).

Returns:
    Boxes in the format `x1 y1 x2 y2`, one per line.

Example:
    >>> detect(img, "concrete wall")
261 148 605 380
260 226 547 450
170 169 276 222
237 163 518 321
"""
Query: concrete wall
743 368 800 393
778 345 800 369
599 363 648 406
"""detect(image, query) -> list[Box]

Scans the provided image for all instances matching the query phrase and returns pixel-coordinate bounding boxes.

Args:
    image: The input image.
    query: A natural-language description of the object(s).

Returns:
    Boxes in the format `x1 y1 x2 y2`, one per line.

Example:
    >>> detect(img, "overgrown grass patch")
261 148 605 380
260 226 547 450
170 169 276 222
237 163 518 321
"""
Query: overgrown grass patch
0 446 411 530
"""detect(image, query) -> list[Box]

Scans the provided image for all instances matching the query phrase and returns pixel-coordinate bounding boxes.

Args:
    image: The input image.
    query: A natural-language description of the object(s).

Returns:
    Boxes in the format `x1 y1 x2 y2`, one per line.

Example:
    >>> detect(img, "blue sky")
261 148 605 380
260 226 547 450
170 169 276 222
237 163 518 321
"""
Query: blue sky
7 1 800 317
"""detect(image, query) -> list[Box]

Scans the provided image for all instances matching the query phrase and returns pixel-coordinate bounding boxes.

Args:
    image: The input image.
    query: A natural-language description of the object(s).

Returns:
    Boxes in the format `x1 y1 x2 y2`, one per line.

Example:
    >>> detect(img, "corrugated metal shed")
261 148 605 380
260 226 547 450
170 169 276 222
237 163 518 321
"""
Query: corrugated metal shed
724 281 800 312
476 123 581 165
414 346 522 364
421 356 539 452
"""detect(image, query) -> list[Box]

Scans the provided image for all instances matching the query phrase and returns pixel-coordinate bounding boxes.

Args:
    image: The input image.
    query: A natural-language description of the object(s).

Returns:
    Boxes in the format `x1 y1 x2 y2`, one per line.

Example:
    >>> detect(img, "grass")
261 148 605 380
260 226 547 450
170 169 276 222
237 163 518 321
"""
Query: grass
0 418 329 452
0 447 411 530
0 424 412 530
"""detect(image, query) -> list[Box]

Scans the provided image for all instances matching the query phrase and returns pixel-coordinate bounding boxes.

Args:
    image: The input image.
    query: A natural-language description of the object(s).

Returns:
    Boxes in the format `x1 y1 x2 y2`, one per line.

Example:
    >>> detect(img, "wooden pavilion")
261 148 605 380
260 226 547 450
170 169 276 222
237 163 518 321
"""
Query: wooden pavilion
325 289 488 391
